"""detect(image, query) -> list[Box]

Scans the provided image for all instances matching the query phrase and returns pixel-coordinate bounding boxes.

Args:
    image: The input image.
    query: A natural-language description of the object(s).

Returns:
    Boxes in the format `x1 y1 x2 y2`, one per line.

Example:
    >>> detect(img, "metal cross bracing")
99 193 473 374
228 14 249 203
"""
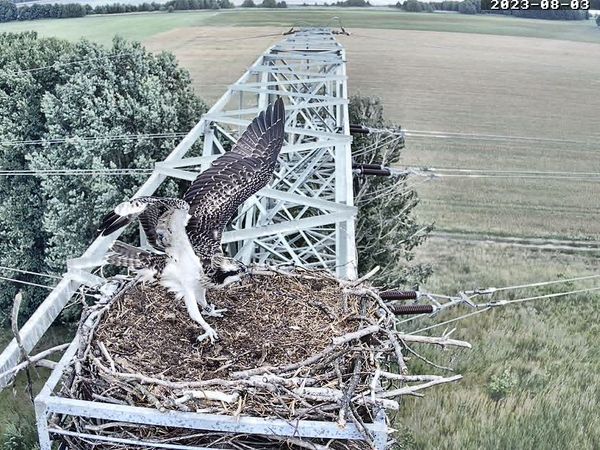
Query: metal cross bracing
0 28 379 449
0 28 357 388
161 28 357 278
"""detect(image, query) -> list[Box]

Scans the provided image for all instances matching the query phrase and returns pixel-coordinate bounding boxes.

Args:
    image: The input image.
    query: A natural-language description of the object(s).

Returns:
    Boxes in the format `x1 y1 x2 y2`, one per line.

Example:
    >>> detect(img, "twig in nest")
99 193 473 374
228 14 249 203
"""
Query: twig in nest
377 374 463 398
231 326 379 380
0 343 69 381
341 266 381 288
338 355 363 426
394 333 471 349
269 435 330 450
400 341 454 373
384 329 408 375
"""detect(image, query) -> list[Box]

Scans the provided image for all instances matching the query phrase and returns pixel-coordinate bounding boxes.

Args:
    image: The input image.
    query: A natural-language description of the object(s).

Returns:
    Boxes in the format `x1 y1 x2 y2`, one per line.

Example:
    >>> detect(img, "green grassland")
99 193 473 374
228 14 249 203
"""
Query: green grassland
1 8 600 45
1 9 599 449
397 240 600 449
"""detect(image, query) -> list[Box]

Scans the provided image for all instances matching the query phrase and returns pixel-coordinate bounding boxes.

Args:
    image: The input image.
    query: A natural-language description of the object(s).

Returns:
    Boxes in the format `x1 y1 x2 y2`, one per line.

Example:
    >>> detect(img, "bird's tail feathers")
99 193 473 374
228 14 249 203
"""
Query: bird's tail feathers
107 241 152 269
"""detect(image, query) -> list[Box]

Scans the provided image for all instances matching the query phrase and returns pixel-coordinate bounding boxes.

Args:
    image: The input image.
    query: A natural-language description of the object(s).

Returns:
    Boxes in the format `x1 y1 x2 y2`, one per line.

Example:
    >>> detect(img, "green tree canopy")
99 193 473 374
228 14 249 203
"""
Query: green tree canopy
0 33 205 324
349 96 432 287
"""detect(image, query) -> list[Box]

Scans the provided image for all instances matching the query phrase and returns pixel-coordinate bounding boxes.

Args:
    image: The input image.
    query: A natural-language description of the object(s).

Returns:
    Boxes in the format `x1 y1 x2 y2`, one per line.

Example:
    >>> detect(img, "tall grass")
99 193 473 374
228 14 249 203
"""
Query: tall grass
394 240 600 449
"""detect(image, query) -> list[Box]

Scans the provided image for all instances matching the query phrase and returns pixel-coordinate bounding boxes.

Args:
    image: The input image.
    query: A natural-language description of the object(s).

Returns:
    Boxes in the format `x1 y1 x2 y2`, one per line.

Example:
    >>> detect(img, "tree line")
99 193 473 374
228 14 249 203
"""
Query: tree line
240 0 288 8
0 0 235 23
396 0 589 19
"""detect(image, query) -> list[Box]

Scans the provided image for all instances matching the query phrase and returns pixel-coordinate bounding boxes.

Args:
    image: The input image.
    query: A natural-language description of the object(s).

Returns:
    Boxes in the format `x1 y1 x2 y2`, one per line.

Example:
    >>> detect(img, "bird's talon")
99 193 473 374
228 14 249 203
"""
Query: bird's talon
197 329 219 343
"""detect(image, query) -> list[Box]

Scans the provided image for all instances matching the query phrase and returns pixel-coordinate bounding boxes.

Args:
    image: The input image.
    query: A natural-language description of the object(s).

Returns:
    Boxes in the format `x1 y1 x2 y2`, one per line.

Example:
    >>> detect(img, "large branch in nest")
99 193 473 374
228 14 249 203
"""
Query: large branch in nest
0 343 69 382
232 325 380 379
377 374 463 398
395 333 472 349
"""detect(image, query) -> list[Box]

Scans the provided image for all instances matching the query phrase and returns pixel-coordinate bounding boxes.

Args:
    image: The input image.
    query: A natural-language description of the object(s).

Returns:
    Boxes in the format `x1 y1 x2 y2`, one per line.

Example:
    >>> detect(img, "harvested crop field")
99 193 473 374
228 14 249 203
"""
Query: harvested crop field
145 26 600 241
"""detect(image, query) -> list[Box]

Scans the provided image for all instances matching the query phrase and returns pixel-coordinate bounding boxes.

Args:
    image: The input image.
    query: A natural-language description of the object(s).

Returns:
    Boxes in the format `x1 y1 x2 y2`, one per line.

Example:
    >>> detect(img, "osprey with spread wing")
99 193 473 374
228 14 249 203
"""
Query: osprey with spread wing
98 98 286 343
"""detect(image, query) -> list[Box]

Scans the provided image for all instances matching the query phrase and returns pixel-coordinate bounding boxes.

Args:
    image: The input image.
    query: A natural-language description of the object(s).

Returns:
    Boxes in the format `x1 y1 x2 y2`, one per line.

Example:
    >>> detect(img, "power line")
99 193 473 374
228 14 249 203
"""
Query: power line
395 274 600 327
405 129 597 146
0 132 188 147
409 285 600 335
7 51 133 76
465 273 600 294
477 286 600 307
0 168 154 177
0 266 62 280
0 275 55 291
424 167 600 176
397 167 600 182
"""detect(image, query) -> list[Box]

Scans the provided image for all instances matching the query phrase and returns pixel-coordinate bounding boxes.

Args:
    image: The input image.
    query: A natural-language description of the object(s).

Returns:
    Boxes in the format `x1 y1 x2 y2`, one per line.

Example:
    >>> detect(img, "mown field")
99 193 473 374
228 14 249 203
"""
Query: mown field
2 8 600 44
1 9 599 449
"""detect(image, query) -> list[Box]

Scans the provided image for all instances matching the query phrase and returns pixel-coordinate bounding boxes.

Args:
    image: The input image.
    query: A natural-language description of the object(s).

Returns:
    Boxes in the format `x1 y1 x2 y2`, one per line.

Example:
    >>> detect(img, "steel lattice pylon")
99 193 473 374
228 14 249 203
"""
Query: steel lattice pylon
160 28 357 279
0 29 389 449
0 28 357 386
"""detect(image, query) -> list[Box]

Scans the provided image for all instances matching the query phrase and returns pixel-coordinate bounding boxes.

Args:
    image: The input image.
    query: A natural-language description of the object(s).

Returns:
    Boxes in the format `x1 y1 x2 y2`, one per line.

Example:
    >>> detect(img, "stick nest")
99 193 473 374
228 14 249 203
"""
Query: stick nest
54 268 468 449
94 273 354 381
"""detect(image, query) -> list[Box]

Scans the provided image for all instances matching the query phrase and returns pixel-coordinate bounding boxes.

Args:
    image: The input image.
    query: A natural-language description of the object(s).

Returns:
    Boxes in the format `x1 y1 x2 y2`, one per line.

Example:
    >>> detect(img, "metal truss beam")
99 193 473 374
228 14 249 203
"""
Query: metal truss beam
4 29 362 449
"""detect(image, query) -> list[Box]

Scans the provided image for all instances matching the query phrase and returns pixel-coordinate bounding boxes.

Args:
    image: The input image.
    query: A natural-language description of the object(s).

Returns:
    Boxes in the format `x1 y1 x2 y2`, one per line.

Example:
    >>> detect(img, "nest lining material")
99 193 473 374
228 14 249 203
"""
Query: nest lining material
94 273 354 381
55 268 470 449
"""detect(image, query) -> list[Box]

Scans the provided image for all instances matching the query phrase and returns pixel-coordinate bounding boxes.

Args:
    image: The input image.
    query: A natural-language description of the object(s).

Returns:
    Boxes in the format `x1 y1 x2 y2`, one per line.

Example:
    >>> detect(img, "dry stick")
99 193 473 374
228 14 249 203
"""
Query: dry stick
401 342 454 373
92 356 297 392
11 292 34 402
0 343 69 381
377 374 463 398
174 390 240 405
341 266 381 288
332 325 380 346
84 422 140 432
34 359 57 370
232 325 380 379
394 333 472 349
378 372 447 382
385 328 408 374
348 404 374 446
338 356 363 426
97 341 116 372
269 435 329 450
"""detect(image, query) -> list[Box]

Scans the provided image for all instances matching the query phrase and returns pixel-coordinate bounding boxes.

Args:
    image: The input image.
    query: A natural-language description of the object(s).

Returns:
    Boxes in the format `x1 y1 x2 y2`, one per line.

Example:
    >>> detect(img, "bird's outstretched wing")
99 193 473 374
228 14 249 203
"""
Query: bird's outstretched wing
184 98 286 259
98 197 189 251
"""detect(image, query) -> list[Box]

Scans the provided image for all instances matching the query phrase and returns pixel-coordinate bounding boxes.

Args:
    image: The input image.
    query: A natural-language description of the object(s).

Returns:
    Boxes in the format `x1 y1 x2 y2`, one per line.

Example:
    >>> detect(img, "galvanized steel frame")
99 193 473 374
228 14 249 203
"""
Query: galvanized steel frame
0 28 357 389
1 28 376 448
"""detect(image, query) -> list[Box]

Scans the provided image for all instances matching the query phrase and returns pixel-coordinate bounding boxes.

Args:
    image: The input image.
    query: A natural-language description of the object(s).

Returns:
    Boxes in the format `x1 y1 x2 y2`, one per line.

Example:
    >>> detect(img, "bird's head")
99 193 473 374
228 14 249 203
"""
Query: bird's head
209 255 247 288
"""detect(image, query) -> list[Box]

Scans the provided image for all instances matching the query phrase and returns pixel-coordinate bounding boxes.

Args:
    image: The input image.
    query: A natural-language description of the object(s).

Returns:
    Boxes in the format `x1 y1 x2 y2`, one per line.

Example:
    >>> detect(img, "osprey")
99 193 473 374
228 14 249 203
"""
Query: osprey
98 98 286 343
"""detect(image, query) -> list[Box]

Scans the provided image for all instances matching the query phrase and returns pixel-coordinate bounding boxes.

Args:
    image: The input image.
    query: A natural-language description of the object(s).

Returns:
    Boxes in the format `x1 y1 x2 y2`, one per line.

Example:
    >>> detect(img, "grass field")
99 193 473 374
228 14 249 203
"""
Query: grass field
2 8 600 44
397 240 600 449
1 9 600 449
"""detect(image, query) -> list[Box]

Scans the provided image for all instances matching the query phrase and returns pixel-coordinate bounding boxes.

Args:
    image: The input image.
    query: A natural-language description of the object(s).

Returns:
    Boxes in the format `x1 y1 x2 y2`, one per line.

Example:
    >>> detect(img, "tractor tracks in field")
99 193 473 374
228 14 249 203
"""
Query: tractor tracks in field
431 231 600 255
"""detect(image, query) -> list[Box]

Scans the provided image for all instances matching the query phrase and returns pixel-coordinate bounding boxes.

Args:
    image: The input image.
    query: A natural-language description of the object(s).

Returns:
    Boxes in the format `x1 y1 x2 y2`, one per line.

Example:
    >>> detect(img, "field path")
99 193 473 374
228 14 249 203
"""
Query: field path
431 231 600 254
